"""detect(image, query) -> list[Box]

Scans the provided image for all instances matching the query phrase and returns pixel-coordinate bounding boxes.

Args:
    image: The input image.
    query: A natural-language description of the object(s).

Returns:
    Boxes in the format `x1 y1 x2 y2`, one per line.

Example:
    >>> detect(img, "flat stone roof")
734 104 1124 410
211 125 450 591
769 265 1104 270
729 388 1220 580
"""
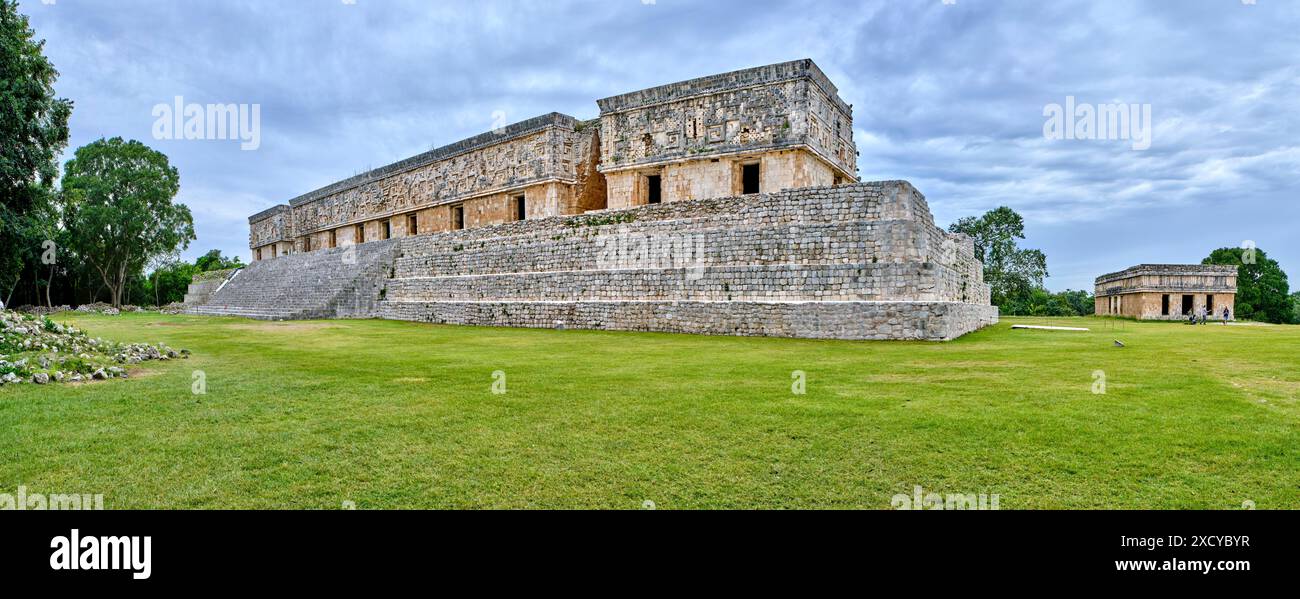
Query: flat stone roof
1095 264 1238 285
595 58 851 116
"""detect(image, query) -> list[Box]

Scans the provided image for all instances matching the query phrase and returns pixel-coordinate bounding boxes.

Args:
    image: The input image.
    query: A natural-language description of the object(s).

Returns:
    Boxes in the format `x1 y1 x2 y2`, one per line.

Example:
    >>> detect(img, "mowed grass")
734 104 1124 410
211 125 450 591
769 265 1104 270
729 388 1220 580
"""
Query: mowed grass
1 313 1296 509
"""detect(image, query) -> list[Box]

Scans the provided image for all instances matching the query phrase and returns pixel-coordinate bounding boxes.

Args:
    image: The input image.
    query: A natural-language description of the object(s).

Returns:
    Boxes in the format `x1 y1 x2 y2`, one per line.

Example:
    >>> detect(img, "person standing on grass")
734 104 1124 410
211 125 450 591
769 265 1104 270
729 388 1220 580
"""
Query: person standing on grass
1223 306 1230 324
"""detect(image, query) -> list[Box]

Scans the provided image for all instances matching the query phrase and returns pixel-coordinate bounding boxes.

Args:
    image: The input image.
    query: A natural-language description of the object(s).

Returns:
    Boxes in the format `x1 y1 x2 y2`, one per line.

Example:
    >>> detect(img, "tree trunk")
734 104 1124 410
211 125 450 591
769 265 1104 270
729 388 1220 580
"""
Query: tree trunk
3 275 17 309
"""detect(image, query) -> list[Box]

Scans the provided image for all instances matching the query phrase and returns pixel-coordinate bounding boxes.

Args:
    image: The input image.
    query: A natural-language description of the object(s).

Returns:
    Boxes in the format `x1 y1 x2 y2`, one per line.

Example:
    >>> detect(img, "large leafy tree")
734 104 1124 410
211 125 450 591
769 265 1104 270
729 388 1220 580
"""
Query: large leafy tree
949 206 1049 309
0 0 73 304
61 138 195 308
1202 247 1292 324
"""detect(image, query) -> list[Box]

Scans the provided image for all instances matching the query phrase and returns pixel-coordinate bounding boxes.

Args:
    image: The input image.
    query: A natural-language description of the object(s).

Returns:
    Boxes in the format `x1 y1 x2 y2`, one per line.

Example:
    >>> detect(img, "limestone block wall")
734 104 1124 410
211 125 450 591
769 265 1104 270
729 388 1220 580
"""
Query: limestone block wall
1096 291 1236 320
376 180 997 340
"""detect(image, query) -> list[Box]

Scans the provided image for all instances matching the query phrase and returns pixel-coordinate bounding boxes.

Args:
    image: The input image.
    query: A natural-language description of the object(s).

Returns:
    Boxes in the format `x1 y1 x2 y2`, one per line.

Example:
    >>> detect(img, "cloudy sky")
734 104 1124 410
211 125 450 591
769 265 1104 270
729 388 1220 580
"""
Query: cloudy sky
20 0 1299 291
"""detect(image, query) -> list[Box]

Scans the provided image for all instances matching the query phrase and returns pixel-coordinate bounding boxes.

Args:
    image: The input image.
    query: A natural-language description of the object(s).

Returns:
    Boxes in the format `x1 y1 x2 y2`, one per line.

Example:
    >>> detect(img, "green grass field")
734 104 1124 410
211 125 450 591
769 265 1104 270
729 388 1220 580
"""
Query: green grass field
1 313 1295 509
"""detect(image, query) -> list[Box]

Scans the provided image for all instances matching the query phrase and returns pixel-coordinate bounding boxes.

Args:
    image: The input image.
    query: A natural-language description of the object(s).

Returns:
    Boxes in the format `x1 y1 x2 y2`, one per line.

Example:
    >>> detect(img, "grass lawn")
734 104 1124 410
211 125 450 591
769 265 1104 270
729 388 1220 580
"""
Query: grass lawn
1 312 1296 509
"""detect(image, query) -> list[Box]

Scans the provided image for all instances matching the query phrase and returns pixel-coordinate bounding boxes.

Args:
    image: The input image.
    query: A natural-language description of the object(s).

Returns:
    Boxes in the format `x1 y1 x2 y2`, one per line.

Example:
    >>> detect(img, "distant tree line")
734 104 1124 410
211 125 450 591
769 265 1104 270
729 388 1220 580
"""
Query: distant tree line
1 1 201 309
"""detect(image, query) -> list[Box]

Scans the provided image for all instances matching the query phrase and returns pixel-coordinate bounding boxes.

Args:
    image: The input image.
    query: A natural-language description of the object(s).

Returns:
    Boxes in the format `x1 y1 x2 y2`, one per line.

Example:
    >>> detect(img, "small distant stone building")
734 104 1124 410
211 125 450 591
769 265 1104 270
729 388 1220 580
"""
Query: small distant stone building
1094 264 1238 320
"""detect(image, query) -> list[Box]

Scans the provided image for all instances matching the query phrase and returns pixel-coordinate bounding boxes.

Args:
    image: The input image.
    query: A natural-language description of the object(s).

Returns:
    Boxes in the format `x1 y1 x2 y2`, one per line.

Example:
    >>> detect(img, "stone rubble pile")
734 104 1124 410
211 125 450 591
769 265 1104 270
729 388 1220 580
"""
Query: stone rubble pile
13 303 156 316
0 310 189 387
159 302 188 315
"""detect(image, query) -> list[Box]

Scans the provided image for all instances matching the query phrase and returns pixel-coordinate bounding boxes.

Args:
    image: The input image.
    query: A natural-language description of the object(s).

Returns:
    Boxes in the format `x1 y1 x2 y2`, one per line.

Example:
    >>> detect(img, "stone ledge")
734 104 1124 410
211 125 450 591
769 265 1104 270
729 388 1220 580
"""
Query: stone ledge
376 299 999 341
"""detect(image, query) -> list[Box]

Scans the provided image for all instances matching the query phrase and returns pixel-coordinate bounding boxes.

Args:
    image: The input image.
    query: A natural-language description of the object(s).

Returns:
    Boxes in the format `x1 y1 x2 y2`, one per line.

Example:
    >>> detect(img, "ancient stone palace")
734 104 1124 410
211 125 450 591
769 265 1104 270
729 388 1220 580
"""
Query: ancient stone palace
192 60 998 340
1095 264 1238 320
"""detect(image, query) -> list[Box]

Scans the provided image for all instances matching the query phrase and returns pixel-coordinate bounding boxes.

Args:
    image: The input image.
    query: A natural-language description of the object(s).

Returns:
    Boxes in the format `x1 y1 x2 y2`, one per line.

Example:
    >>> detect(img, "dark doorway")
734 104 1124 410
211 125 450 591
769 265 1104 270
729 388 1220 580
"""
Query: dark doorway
381 220 392 240
1206 295 1215 313
408 214 419 236
646 175 662 204
452 205 465 230
1182 294 1194 315
1162 294 1170 316
513 195 527 221
356 224 365 244
742 163 761 194
329 229 337 249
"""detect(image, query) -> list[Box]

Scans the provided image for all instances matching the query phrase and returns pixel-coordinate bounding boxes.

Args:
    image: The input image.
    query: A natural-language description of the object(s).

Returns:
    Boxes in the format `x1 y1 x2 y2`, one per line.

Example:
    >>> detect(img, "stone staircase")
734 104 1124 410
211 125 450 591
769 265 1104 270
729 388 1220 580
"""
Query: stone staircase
185 239 401 320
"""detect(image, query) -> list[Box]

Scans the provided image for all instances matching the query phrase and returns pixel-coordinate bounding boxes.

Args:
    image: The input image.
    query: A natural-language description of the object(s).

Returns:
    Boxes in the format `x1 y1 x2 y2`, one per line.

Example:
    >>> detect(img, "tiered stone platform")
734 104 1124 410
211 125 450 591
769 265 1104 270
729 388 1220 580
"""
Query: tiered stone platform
192 181 997 340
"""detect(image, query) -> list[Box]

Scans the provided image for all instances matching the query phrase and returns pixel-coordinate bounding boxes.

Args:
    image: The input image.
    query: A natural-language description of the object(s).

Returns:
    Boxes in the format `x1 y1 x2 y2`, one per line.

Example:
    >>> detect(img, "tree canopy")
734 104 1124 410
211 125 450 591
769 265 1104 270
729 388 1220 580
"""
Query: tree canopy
0 0 72 303
61 138 195 308
1202 247 1293 324
195 249 245 272
949 206 1057 312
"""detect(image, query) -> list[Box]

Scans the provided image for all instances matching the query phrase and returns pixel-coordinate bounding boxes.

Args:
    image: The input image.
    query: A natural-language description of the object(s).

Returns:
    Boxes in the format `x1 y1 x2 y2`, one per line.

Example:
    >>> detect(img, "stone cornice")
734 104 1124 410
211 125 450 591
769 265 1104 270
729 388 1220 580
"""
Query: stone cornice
1095 264 1238 285
596 59 851 116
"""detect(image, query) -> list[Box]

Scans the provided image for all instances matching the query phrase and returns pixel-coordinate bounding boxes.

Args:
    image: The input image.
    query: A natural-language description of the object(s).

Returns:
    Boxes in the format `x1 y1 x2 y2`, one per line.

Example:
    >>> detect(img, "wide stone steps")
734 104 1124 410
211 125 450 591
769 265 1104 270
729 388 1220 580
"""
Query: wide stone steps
185 238 400 320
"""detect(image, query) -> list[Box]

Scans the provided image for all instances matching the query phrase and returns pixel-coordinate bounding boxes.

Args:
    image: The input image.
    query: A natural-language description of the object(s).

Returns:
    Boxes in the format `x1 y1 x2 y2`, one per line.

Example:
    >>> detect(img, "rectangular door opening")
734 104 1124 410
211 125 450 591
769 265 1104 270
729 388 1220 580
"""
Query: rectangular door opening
452 205 465 230
1182 294 1194 315
646 175 662 204
742 162 761 195
513 195 527 221
1162 294 1170 316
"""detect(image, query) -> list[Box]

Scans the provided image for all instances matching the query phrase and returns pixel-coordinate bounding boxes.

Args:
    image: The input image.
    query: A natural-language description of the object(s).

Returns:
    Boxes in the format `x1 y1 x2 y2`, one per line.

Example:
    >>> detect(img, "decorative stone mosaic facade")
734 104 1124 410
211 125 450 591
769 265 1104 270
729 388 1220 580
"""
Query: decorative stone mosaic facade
597 59 856 209
248 59 858 261
1095 264 1238 320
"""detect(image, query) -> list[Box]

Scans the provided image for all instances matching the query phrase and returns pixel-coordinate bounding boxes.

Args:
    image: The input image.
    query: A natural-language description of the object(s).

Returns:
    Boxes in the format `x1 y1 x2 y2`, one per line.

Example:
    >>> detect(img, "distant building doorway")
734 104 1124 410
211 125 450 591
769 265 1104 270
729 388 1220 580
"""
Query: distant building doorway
1182 294 1194 315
